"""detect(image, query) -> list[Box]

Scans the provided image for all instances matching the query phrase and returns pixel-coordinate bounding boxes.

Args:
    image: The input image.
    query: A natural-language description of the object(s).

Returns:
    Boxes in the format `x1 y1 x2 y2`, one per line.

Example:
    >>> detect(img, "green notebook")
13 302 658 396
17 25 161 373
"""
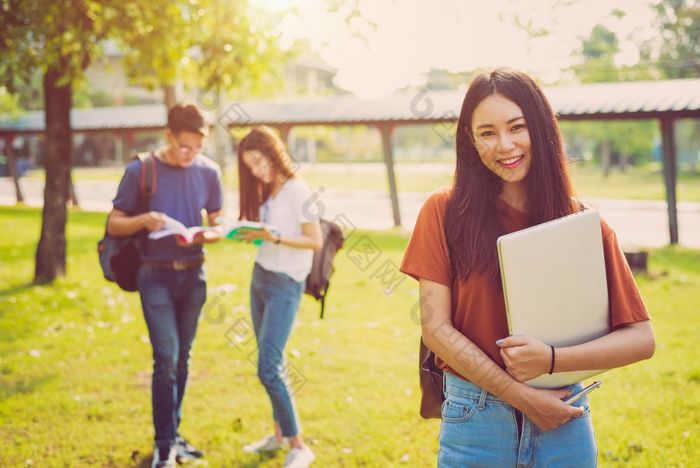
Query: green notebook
224 221 274 246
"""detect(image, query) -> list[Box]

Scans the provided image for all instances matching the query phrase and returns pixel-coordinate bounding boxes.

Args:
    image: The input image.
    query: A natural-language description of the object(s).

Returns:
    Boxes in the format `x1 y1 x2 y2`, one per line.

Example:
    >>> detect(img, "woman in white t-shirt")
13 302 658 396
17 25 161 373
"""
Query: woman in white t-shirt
235 126 322 468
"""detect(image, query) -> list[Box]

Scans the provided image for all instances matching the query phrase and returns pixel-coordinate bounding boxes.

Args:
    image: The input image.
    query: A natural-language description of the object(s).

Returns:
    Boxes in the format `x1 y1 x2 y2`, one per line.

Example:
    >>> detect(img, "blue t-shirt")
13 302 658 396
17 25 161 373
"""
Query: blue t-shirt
112 154 223 262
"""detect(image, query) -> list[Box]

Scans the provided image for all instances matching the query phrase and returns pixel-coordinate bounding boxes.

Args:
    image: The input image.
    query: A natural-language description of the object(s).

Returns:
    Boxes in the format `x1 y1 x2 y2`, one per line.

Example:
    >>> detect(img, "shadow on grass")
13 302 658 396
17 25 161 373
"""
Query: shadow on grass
123 446 159 467
240 450 281 467
130 448 279 467
0 374 55 401
0 282 35 298
132 454 150 468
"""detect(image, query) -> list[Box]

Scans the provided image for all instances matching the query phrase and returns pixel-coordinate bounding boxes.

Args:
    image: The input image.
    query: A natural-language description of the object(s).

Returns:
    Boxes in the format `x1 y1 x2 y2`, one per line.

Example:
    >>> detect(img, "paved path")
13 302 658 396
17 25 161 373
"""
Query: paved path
1 177 698 248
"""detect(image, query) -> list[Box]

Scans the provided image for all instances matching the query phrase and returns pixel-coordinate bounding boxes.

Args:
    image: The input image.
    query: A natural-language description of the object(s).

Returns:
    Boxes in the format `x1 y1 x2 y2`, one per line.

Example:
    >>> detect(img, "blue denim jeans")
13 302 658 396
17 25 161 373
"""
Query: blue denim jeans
250 263 305 437
439 372 597 468
137 265 207 451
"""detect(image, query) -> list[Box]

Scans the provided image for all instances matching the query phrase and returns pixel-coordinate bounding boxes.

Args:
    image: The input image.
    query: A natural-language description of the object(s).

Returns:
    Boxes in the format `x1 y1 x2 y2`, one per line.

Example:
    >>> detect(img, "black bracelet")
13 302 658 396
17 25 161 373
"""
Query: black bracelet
548 345 556 375
274 234 281 245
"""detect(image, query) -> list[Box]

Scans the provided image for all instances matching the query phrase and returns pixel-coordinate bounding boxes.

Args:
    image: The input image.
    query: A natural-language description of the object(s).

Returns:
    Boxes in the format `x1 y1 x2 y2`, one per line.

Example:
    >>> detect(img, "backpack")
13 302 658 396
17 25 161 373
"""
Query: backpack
305 218 345 318
419 338 444 419
97 153 156 292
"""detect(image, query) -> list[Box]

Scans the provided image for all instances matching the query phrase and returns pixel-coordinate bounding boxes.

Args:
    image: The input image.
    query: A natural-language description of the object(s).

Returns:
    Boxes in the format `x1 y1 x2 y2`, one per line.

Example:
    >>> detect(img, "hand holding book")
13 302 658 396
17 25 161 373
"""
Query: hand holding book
224 220 278 246
148 216 277 247
148 215 220 245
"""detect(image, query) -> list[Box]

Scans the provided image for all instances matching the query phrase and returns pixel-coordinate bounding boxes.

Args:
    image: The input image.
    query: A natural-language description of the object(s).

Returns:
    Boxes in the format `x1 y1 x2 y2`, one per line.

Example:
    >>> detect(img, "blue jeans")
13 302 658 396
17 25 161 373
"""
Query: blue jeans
138 265 207 451
250 263 305 437
439 372 597 468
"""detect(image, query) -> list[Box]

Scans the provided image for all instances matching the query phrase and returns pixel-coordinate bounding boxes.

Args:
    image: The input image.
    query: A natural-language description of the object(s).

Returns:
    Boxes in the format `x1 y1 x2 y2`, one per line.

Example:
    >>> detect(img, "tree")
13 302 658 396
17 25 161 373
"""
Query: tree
115 1 190 110
566 23 657 175
189 0 285 172
117 0 287 171
0 86 24 203
650 0 700 79
2 1 101 282
0 1 164 283
650 0 700 173
504 2 698 174
0 0 291 284
571 22 656 83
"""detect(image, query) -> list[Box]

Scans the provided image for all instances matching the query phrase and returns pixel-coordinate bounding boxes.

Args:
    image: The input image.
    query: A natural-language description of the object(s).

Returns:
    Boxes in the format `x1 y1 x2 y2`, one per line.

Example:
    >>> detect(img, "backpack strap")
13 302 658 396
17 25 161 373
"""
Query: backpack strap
317 221 331 319
134 152 157 253
319 283 328 319
136 152 157 213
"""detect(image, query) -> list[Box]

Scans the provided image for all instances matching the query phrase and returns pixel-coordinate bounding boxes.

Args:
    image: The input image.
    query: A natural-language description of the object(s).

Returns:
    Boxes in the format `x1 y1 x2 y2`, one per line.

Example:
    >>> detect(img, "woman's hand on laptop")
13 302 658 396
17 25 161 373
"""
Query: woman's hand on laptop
497 335 551 382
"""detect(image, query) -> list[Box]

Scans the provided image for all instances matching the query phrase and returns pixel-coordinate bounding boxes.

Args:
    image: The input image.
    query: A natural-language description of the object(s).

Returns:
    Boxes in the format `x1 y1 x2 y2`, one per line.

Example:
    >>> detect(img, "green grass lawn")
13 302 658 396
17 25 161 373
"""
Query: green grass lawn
569 165 700 203
24 163 700 202
1 207 698 467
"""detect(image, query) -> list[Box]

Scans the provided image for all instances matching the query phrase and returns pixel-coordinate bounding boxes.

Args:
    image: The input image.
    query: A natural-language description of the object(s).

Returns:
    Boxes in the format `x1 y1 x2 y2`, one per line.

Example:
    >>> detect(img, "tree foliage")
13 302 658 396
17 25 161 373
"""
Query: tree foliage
650 0 700 79
115 0 287 105
565 23 657 170
0 0 290 283
0 86 21 119
0 0 140 283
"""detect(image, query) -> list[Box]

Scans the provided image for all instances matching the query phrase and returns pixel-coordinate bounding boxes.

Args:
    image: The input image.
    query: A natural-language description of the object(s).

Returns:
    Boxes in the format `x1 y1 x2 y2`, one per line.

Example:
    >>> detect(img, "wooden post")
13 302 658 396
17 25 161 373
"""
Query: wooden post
660 117 678 244
278 125 291 146
163 84 177 111
4 133 24 203
601 139 611 177
122 130 134 164
114 131 122 165
378 124 401 227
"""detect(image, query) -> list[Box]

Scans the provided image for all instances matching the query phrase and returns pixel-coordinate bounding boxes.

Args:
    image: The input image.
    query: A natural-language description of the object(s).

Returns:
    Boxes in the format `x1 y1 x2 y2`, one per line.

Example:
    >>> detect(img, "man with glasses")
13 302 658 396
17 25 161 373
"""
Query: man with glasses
107 103 224 467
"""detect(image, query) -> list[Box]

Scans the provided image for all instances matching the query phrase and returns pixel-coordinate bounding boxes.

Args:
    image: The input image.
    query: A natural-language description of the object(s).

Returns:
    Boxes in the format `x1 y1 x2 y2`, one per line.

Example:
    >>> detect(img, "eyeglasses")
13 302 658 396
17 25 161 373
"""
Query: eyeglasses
170 134 203 155
177 143 203 155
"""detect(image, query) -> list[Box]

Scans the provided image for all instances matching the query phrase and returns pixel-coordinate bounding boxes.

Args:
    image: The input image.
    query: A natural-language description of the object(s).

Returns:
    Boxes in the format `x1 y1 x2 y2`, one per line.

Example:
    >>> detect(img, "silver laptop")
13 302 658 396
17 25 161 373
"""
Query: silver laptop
497 209 609 389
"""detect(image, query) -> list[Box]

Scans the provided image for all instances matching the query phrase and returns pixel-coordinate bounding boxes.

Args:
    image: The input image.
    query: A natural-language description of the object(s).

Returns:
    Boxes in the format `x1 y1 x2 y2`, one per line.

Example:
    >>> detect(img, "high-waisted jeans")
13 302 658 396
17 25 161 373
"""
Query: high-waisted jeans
250 263 305 437
438 371 597 468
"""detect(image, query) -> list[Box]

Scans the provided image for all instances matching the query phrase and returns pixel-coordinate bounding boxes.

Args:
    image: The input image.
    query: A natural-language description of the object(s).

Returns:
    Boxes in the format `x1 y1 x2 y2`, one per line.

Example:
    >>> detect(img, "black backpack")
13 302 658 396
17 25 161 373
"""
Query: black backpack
305 218 345 318
97 153 156 292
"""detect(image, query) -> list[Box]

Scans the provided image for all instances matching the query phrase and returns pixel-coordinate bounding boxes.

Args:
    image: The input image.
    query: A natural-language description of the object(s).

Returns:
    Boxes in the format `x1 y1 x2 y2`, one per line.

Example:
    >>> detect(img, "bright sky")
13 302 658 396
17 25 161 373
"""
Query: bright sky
257 0 661 98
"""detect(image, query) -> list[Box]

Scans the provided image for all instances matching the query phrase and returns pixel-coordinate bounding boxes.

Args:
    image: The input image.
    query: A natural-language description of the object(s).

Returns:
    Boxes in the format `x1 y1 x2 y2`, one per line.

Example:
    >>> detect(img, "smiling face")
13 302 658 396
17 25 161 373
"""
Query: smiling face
471 93 532 187
242 150 274 184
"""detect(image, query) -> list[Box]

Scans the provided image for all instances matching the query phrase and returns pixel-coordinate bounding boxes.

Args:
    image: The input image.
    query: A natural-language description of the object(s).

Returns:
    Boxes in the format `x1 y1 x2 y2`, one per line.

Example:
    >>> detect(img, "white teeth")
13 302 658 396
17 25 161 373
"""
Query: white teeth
499 156 523 165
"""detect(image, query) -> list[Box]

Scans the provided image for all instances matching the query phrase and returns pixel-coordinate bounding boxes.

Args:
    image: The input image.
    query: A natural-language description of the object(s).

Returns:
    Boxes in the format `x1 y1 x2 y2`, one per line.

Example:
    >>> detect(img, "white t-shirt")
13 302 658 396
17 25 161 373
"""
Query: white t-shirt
255 178 319 282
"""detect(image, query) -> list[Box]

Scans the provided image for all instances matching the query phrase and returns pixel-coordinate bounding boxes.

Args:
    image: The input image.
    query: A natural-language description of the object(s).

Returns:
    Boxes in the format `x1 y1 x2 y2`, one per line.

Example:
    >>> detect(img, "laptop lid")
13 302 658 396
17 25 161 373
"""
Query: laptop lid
497 209 609 389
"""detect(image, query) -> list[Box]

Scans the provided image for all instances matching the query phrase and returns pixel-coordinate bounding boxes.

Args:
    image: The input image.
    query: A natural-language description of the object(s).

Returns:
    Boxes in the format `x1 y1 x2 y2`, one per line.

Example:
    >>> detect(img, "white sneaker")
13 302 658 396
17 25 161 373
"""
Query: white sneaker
283 446 315 468
151 445 176 468
242 434 286 453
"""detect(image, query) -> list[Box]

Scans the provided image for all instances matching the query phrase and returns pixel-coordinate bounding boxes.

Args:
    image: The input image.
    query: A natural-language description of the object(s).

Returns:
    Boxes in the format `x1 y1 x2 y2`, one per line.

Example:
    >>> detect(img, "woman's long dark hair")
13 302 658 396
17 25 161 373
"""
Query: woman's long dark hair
445 68 577 282
237 126 297 221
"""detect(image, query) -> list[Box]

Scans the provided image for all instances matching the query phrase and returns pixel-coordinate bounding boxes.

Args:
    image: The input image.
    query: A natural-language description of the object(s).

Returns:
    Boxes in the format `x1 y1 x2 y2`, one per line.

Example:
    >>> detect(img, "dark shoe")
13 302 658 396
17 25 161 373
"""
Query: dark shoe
152 445 176 468
175 436 204 463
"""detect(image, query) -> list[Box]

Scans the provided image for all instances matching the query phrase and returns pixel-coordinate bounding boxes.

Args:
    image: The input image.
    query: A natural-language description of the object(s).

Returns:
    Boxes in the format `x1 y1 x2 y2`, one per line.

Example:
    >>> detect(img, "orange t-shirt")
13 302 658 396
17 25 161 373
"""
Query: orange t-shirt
400 189 650 377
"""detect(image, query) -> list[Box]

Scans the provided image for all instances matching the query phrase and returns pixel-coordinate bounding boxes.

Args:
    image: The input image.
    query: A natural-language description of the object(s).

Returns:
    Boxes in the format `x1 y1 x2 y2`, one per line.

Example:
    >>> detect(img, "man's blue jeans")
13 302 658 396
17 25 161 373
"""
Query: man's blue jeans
138 265 207 451
250 263 305 437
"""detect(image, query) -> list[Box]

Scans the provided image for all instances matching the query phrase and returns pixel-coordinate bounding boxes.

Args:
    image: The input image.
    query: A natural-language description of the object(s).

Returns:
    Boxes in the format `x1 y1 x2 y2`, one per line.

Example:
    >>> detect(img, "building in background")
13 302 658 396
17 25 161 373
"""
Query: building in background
84 41 167 107
14 47 346 167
